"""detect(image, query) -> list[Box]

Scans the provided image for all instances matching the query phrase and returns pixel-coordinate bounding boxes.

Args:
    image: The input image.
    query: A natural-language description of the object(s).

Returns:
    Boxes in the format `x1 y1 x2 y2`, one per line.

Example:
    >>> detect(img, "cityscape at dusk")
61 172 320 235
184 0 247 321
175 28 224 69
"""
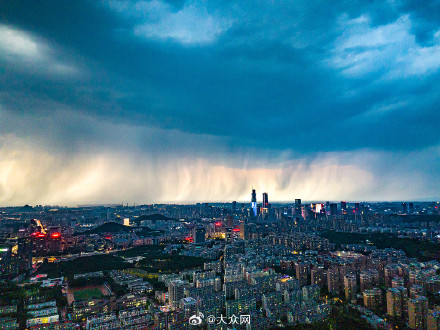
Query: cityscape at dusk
1 0 440 329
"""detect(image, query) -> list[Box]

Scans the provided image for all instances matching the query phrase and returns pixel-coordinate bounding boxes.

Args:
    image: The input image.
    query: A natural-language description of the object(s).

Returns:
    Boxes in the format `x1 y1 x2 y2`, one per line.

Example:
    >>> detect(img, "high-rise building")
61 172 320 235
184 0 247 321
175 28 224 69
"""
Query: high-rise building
302 285 320 302
262 193 269 208
392 276 405 288
327 268 340 294
251 189 257 217
363 288 382 312
261 192 269 219
192 226 205 243
227 215 233 228
344 274 357 300
179 297 197 319
384 265 399 287
340 201 347 213
239 222 246 239
225 297 256 318
427 307 440 330
232 201 237 213
168 280 185 309
360 269 379 292
225 227 233 243
204 260 222 274
311 266 325 288
402 203 408 214
330 203 338 216
410 285 425 299
408 296 428 329
360 271 373 292
276 276 299 292
17 237 33 275
198 292 224 318
295 262 309 287
262 291 283 312
387 288 404 318
294 199 301 215
314 204 324 214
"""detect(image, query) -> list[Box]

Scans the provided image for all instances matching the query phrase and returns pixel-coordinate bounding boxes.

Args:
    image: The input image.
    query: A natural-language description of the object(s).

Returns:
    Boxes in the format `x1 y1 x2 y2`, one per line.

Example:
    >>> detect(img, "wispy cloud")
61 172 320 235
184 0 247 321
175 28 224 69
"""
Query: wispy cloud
108 0 233 44
0 24 79 76
330 15 440 77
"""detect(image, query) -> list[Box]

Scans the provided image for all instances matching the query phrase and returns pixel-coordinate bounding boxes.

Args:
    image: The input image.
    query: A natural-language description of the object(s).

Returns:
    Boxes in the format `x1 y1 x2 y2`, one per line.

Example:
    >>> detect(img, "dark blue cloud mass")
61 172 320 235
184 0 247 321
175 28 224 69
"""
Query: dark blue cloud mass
0 0 439 204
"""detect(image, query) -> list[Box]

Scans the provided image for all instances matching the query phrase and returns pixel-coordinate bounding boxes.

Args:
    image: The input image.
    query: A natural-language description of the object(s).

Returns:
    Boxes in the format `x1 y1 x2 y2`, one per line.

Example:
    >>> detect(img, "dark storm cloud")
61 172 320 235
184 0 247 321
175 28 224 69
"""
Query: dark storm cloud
1 0 440 154
1 0 440 204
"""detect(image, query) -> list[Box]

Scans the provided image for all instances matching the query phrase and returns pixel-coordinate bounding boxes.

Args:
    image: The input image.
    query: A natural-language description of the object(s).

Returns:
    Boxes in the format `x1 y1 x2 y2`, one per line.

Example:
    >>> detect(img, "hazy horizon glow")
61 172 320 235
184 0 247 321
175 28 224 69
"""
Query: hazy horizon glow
1 1 440 205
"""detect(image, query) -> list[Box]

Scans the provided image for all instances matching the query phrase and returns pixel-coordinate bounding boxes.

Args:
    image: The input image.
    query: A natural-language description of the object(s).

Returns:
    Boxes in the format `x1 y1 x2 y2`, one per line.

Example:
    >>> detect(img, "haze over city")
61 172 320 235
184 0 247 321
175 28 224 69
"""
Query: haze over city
1 0 440 205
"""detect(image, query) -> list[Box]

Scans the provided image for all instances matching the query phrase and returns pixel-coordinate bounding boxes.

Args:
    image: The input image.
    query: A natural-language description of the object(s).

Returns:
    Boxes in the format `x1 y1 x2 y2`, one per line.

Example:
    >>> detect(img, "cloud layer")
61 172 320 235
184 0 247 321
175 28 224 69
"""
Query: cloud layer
0 0 439 205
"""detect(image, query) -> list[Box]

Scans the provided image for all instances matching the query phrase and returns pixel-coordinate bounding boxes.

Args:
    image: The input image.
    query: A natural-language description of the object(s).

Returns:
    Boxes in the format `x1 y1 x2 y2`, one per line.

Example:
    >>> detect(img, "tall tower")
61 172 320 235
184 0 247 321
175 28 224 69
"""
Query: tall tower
251 189 257 217
294 199 301 215
262 193 268 208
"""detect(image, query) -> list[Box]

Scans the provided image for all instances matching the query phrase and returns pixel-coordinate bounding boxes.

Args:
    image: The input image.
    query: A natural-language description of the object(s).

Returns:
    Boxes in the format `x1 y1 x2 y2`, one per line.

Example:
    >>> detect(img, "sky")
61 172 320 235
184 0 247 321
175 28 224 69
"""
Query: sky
0 0 440 206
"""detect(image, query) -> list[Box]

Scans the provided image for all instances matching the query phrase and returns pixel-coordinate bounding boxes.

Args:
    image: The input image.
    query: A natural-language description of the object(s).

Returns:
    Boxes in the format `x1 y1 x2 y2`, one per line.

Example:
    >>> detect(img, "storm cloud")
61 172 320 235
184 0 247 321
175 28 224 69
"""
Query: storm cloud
0 0 439 205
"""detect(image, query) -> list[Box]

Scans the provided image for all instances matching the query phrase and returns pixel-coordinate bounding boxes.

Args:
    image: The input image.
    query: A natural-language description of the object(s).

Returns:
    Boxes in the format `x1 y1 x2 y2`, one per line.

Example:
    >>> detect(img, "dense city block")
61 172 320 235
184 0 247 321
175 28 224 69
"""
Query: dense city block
1 194 440 329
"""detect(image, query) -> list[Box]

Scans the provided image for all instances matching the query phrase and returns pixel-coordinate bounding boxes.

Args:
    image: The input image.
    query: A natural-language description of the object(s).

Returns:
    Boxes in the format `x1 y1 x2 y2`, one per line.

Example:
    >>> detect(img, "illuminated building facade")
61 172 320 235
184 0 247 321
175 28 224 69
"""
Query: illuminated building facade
251 189 257 217
408 296 428 329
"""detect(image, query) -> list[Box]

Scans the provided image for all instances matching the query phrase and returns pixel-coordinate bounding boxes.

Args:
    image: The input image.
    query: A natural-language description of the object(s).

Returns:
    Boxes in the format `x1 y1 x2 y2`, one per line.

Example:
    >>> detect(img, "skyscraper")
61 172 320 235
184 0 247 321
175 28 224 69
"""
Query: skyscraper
251 189 257 217
262 193 268 208
294 199 301 216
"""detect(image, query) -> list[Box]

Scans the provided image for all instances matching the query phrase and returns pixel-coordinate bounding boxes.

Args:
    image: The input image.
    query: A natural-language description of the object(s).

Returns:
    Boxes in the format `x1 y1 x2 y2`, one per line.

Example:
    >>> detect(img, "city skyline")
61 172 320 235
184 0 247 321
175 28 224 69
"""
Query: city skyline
1 186 439 329
1 1 440 205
